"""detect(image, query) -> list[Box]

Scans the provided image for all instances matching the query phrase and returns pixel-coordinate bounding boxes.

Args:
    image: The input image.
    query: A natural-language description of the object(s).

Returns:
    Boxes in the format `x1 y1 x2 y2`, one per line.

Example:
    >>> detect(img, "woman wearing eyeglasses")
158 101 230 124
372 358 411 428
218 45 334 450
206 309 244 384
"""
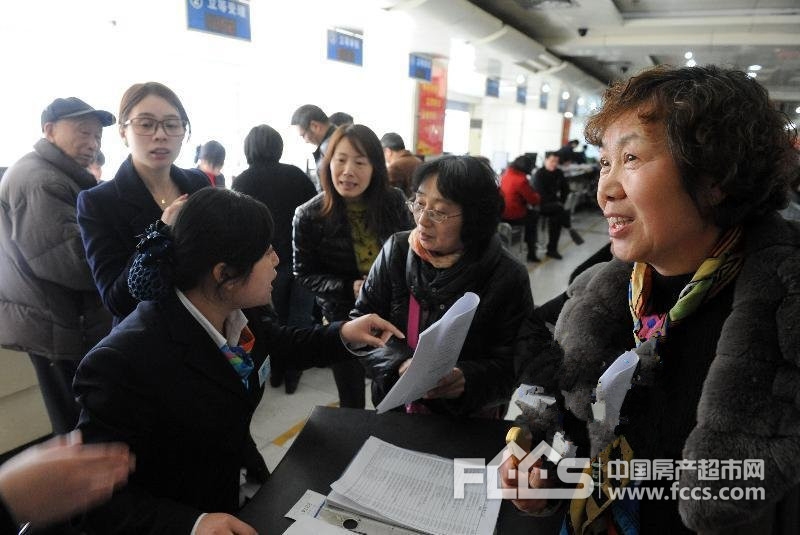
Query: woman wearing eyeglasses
293 124 413 408
351 155 555 418
77 82 208 324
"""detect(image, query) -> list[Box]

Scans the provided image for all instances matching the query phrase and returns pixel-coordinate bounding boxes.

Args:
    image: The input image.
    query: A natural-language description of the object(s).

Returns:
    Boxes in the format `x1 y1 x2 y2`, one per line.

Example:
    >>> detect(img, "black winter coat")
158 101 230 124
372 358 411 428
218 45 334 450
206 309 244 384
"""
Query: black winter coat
232 162 316 268
75 294 351 534
352 231 550 417
293 188 413 321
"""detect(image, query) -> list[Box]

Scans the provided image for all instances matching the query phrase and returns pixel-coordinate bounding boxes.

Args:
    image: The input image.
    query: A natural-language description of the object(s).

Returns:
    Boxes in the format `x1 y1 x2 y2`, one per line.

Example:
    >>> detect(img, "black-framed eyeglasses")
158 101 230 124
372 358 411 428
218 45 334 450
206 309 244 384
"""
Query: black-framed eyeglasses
123 117 187 137
406 200 462 224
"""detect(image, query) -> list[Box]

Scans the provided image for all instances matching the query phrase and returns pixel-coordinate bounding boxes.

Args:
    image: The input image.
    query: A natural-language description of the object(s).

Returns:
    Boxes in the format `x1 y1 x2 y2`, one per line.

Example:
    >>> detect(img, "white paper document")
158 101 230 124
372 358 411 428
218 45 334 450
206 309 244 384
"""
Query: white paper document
327 436 500 535
376 292 480 414
591 349 639 427
285 489 326 521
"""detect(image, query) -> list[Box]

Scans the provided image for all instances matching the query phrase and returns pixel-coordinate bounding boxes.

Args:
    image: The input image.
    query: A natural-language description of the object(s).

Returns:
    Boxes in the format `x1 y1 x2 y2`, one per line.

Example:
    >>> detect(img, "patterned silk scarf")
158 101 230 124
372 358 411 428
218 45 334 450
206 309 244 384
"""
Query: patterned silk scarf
220 325 256 388
628 226 744 349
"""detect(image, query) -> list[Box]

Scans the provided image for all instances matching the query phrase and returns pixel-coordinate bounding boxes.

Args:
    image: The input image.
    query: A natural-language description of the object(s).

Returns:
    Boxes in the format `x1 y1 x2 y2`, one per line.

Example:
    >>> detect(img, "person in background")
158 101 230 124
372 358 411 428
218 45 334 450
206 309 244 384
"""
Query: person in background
555 138 580 164
380 132 421 198
290 104 336 191
189 140 226 188
499 154 542 262
0 431 132 534
504 65 800 534
87 150 105 182
74 188 402 535
232 124 317 394
0 97 114 434
329 112 354 127
77 82 208 324
532 151 584 260
294 124 413 409
352 156 557 418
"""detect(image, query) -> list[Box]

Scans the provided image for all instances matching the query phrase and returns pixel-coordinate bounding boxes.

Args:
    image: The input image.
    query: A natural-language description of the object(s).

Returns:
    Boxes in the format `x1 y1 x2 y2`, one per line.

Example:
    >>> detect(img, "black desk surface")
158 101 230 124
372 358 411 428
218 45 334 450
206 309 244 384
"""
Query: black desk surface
239 406 562 534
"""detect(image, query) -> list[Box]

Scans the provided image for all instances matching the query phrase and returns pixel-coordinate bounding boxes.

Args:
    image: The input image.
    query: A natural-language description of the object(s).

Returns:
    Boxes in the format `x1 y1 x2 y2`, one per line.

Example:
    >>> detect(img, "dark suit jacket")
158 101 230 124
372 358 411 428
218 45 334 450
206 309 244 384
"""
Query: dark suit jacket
74 293 350 534
77 156 208 322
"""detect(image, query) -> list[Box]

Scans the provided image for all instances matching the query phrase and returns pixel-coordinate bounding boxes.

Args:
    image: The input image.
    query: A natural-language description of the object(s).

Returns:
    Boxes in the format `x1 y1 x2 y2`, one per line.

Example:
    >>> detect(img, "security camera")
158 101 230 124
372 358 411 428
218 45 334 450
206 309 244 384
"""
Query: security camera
578 27 588 37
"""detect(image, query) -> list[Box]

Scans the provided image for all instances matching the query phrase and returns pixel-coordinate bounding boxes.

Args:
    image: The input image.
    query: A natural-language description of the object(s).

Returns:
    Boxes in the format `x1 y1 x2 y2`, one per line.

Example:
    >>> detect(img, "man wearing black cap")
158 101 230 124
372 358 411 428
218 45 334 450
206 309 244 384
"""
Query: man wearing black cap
0 97 115 434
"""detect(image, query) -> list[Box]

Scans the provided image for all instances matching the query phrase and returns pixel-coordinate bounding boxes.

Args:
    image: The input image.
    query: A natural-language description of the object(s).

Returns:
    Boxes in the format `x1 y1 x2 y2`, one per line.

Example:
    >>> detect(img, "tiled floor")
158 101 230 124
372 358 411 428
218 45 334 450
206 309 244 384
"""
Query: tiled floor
251 208 610 472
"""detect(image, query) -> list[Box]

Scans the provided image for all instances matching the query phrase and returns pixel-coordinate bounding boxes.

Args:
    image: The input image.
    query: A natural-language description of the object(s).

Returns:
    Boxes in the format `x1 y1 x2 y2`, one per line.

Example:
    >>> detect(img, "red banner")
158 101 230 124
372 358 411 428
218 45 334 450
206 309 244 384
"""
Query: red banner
415 61 447 156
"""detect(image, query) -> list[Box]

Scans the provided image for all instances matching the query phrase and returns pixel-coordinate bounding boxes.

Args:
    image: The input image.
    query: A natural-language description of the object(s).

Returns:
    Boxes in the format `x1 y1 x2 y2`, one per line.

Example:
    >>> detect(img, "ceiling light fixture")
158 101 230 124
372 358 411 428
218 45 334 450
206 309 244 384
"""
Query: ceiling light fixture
795 105 800 114
747 71 757 78
748 64 762 71
516 74 526 85
684 51 693 60
564 111 574 118
561 91 570 100
686 59 697 67
541 83 551 93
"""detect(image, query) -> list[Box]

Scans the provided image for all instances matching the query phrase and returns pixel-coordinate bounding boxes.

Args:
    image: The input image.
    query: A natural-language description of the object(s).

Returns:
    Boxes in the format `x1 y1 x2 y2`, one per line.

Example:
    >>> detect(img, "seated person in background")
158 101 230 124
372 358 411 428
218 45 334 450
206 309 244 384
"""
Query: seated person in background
74 188 402 535
504 64 800 534
532 152 584 260
555 138 580 164
499 154 541 262
352 156 556 418
189 140 226 188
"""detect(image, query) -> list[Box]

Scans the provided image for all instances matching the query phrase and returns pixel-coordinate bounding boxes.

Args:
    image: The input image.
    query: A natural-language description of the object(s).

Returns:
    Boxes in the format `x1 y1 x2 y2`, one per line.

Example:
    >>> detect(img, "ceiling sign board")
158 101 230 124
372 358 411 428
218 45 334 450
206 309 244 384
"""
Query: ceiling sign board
187 0 251 41
516 85 527 105
486 77 500 98
327 29 363 66
409 54 433 81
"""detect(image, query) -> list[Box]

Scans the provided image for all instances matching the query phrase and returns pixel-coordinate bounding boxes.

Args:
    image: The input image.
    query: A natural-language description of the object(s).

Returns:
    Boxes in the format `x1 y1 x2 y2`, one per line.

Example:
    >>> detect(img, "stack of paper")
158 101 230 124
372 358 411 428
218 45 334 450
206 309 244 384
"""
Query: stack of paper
326 436 500 535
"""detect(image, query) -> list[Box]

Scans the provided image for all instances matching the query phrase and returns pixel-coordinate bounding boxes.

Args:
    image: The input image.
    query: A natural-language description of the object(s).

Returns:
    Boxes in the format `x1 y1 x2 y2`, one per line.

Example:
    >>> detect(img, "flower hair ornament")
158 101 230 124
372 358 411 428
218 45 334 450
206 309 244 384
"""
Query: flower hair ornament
127 221 175 301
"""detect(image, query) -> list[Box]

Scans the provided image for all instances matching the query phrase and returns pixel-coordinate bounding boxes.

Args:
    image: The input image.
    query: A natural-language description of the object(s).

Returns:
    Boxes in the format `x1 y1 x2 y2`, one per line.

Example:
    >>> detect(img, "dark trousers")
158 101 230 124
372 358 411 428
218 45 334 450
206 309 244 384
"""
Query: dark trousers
331 359 365 409
270 265 315 381
28 353 80 434
539 202 571 254
504 210 539 258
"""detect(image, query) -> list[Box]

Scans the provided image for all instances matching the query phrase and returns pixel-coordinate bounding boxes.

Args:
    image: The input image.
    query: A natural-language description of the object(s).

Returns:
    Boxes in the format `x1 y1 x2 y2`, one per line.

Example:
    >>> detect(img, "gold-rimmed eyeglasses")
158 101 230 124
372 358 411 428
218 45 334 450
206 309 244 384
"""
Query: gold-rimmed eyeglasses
123 117 187 137
406 200 462 224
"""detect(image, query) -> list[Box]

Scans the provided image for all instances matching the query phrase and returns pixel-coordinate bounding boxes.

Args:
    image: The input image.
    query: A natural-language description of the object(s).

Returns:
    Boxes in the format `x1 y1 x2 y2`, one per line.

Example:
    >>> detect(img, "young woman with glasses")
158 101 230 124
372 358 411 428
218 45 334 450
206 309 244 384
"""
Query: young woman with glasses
293 124 413 409
351 155 556 418
77 82 209 324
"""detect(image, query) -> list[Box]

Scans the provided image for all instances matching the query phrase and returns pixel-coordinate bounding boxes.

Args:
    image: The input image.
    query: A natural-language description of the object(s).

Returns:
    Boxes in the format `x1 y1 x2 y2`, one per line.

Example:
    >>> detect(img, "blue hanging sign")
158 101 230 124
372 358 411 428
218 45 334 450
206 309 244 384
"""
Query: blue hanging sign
327 29 363 66
516 85 527 105
186 0 251 41
409 54 432 81
539 91 549 110
486 77 500 98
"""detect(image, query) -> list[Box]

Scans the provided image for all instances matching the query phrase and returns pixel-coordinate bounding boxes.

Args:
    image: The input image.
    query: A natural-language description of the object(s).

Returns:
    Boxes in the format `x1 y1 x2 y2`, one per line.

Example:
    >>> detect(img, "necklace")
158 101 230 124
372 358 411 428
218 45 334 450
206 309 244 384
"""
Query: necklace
161 198 167 205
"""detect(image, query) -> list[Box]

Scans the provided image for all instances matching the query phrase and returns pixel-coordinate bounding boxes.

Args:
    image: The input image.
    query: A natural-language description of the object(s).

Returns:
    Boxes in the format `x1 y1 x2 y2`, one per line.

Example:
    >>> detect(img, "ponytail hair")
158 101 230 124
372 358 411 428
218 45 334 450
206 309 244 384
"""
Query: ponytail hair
128 189 274 301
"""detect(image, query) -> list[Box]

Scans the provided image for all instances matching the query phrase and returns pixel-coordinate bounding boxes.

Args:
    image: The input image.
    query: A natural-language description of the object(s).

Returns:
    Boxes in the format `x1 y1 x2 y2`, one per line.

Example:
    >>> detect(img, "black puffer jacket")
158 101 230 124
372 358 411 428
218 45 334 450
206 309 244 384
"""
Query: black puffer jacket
293 188 412 321
352 231 550 417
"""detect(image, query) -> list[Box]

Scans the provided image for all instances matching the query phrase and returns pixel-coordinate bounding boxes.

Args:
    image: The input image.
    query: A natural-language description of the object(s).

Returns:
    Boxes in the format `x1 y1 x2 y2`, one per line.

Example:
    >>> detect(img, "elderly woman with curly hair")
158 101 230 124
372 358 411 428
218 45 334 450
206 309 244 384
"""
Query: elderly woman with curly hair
351 155 556 418
503 65 800 534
